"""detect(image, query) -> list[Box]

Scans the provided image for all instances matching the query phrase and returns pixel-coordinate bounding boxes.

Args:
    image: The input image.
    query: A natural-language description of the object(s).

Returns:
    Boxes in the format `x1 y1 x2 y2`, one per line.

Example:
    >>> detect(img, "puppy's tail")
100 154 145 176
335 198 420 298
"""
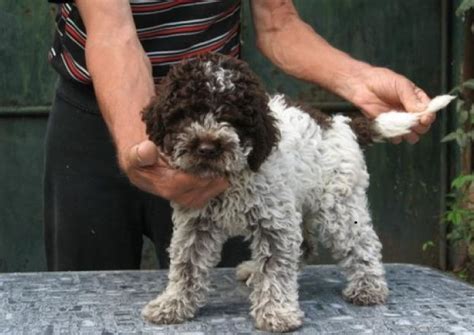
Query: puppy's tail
350 95 456 145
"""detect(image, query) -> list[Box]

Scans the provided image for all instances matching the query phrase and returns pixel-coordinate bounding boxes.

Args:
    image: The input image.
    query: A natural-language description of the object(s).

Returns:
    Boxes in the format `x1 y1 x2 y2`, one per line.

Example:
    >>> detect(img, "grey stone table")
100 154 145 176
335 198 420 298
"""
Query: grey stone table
0 264 473 334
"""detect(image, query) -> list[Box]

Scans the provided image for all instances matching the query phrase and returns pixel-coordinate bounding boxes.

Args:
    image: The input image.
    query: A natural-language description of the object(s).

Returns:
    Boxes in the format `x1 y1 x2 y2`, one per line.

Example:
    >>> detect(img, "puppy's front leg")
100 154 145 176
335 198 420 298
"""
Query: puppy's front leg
142 215 225 324
249 210 304 332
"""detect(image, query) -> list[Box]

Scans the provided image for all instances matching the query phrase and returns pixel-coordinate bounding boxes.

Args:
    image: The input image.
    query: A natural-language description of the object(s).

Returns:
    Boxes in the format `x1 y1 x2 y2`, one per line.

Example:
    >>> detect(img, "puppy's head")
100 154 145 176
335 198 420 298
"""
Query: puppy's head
142 53 280 177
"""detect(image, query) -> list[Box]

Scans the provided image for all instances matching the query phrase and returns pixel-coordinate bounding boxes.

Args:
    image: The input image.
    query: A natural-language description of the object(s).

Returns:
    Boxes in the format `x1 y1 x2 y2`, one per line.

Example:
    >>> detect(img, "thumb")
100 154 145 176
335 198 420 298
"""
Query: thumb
128 140 159 168
398 80 430 113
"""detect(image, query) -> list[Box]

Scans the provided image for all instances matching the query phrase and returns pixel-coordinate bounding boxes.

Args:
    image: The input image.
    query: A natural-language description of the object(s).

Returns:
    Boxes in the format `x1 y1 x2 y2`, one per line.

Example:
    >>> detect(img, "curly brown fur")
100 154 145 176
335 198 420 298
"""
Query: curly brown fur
349 115 378 146
142 53 280 173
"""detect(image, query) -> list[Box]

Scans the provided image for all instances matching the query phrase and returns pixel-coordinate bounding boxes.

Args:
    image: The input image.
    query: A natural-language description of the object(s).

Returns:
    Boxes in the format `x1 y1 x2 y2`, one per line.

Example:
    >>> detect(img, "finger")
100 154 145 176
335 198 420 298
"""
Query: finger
171 173 214 194
180 176 229 198
199 178 229 201
127 169 163 196
129 140 159 168
177 194 204 209
133 163 187 197
420 113 436 126
412 123 431 135
414 89 436 127
206 178 230 197
173 188 210 209
415 87 431 105
188 179 230 208
155 154 172 169
144 164 221 203
188 195 211 209
390 136 402 144
140 159 229 205
156 148 172 166
403 132 419 144
398 79 429 113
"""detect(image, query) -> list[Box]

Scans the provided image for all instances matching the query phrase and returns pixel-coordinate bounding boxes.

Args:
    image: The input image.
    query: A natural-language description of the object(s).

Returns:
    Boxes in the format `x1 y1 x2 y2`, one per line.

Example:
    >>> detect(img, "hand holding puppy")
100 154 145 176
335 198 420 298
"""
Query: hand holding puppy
123 140 229 208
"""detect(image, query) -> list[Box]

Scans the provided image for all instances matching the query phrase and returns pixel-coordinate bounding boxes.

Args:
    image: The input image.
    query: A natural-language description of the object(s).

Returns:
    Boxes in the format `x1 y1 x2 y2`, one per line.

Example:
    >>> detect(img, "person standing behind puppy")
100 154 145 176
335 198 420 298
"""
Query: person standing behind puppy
45 0 434 271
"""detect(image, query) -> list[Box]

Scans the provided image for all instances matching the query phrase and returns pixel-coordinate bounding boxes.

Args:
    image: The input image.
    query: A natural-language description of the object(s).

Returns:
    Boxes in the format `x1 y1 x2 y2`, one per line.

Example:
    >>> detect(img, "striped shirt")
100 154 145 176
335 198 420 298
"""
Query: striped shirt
48 0 241 85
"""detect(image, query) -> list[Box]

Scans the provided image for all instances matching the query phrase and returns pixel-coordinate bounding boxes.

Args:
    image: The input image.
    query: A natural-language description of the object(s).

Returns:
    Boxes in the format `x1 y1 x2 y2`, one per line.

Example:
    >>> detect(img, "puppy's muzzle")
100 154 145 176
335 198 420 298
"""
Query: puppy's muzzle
195 140 222 159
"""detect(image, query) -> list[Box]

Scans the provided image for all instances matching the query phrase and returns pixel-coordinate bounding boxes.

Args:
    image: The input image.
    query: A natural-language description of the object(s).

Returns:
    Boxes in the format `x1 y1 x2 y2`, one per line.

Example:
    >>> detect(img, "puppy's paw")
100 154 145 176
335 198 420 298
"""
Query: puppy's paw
254 307 304 333
142 294 194 324
343 276 388 306
236 260 257 284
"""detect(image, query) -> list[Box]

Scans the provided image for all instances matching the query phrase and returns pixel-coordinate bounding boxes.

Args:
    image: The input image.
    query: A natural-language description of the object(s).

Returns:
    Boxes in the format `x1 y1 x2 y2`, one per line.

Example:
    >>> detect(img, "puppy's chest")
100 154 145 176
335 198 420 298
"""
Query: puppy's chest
206 173 261 236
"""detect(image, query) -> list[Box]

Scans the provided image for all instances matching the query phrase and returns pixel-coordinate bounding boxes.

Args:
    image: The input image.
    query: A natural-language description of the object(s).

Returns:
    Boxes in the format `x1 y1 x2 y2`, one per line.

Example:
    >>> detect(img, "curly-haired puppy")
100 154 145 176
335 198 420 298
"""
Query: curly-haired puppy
140 53 453 332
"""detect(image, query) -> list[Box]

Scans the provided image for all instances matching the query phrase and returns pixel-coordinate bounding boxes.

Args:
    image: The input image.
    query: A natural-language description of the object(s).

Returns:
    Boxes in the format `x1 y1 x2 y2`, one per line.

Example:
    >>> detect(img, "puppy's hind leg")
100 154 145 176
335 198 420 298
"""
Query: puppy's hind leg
316 187 388 306
142 215 226 324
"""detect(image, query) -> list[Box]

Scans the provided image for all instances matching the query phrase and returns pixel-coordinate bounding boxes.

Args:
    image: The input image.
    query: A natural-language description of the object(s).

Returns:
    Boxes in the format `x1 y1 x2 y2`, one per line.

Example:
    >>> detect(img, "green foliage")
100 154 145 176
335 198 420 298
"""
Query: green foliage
456 0 474 17
422 240 434 251
444 175 474 244
444 173 474 246
443 0 474 283
441 79 474 281
456 268 469 280
451 174 474 189
449 79 474 94
442 84 474 148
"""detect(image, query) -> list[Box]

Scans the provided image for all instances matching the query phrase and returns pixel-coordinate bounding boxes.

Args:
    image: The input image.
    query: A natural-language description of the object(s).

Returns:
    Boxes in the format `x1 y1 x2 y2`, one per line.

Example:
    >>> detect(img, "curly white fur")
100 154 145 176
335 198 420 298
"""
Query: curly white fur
142 94 396 332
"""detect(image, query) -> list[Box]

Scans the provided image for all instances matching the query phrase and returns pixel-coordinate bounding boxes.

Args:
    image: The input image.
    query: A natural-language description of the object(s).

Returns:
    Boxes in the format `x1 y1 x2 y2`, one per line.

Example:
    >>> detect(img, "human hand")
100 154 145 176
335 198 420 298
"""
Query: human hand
119 140 229 209
346 66 433 144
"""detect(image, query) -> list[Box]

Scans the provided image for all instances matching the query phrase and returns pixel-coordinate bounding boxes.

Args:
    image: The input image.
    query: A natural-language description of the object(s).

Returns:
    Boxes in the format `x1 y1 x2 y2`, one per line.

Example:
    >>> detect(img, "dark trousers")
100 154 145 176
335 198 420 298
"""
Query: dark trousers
44 78 249 271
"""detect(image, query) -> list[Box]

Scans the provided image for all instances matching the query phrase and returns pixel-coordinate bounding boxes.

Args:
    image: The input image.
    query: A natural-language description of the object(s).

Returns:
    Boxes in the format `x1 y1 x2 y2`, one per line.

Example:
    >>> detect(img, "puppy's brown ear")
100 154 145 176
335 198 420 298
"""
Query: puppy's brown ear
247 102 280 172
222 57 280 172
141 79 171 148
141 96 165 147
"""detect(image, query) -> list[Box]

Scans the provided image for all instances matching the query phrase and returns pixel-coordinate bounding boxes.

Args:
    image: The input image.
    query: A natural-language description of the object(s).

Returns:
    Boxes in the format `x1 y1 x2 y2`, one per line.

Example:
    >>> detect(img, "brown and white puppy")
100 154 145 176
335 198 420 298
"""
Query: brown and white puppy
140 53 452 332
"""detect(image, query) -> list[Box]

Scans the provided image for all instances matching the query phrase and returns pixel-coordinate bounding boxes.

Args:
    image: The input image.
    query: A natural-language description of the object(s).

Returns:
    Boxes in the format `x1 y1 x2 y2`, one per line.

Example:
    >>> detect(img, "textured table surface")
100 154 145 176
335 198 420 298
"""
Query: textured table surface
0 264 473 334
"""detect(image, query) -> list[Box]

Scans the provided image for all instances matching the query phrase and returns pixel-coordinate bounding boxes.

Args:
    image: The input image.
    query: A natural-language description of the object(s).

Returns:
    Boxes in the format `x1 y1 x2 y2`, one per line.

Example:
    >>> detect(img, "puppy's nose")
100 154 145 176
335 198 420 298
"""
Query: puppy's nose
197 141 221 158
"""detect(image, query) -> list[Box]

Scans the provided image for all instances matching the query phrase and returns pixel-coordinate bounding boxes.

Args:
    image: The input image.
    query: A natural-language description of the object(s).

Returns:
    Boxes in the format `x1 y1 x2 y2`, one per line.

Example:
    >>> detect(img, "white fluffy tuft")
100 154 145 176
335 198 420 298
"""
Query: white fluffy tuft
373 112 419 138
423 95 456 114
373 94 456 139
268 94 288 112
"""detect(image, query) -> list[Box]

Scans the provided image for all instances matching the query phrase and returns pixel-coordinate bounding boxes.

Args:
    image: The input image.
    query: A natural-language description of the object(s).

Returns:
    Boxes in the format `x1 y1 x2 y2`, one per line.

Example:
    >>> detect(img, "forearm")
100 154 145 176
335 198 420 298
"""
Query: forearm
86 36 153 156
252 1 371 101
76 0 154 166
